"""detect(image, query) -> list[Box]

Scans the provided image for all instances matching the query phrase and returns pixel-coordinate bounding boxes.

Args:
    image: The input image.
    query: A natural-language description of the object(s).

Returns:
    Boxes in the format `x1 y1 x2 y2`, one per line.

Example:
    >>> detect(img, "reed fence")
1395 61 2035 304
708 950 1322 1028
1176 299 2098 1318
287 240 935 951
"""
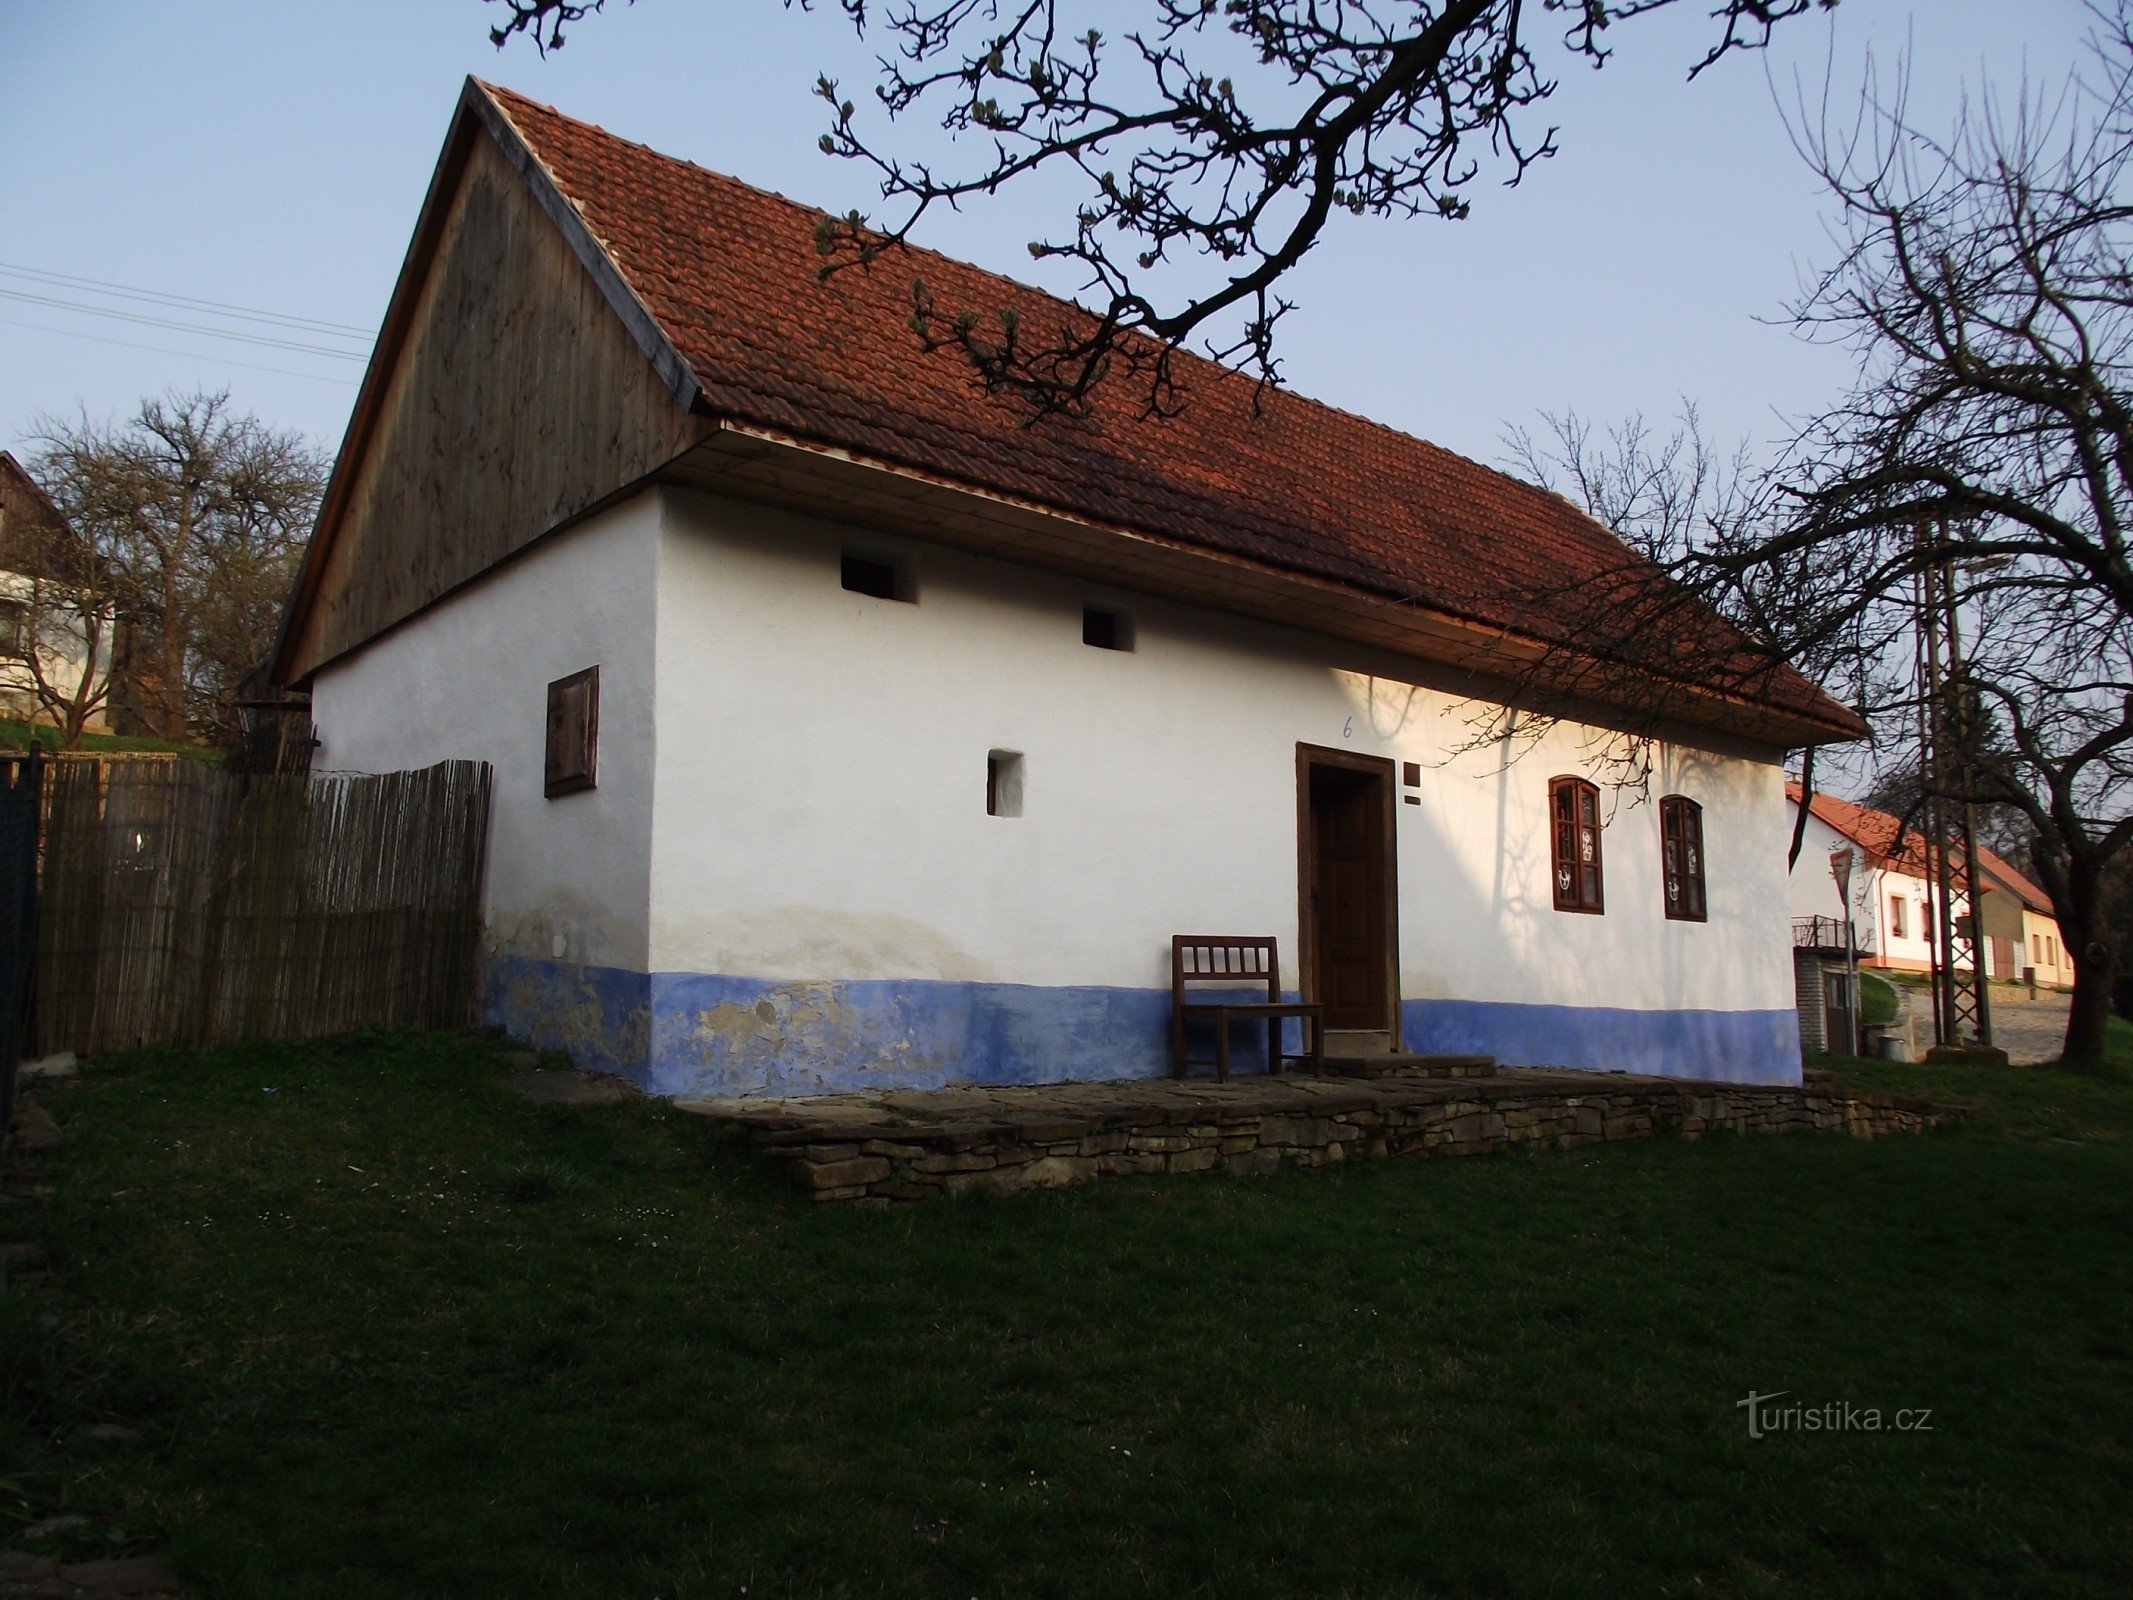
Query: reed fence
2 749 40 1127
29 759 491 1056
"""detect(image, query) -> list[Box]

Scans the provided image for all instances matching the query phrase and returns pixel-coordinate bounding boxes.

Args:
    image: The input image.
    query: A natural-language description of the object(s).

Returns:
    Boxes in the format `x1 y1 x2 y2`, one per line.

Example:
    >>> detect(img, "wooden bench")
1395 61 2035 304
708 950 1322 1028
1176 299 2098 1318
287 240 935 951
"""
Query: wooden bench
1170 935 1325 1082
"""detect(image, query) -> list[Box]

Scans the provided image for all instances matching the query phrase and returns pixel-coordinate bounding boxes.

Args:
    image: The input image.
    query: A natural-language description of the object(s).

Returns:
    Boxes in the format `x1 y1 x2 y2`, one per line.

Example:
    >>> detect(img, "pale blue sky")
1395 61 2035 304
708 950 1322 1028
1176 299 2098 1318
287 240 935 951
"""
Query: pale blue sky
0 1 2098 475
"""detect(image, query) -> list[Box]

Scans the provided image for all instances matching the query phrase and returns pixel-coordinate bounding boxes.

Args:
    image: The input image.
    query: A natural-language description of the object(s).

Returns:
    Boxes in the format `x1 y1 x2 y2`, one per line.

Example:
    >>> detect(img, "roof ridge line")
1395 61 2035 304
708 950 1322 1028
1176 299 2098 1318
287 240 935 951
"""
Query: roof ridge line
472 80 1625 536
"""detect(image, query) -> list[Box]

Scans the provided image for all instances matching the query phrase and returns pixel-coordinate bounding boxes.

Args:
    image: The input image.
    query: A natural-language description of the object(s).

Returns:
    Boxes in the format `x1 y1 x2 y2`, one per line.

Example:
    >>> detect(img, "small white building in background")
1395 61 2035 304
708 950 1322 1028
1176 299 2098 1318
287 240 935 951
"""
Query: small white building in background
0 452 110 735
1785 786 2070 988
272 80 1865 1098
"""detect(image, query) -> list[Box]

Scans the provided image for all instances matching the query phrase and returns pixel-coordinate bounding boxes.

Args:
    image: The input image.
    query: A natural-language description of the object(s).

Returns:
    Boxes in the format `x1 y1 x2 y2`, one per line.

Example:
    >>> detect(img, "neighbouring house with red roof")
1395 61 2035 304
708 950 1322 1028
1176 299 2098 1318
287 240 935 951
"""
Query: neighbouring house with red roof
1786 785 2069 989
272 80 1864 1095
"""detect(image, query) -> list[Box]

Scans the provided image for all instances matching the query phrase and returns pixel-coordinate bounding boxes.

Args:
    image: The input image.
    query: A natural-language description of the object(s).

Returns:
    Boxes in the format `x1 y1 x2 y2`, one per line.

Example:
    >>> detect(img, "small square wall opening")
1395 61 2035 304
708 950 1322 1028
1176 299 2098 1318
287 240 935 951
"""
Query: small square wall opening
1083 606 1133 651
986 750 1025 817
841 550 913 602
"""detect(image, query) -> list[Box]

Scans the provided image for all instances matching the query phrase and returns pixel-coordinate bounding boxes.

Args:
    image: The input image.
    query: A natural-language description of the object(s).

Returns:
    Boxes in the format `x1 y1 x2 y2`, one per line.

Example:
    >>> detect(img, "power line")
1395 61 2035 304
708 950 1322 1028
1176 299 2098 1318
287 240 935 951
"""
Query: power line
0 314 360 387
0 260 375 339
0 287 370 360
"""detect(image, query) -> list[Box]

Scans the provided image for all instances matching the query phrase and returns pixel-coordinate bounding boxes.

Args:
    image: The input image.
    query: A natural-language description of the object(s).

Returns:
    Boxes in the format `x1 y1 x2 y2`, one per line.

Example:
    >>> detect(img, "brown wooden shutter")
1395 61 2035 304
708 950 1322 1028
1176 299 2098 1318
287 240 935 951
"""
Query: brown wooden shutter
545 666 599 798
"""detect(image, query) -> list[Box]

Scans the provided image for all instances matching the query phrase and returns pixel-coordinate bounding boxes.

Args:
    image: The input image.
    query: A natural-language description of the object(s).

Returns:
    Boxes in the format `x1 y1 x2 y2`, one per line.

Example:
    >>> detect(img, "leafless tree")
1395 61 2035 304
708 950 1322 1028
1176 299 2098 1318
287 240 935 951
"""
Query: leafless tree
1498 404 1884 877
32 393 327 746
1599 11 2133 1066
488 0 1830 411
0 468 120 747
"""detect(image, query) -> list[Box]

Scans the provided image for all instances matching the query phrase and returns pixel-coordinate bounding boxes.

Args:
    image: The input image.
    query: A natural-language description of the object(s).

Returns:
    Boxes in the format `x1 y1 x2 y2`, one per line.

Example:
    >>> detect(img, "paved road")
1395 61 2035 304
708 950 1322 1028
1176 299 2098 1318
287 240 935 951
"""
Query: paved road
1903 986 2071 1064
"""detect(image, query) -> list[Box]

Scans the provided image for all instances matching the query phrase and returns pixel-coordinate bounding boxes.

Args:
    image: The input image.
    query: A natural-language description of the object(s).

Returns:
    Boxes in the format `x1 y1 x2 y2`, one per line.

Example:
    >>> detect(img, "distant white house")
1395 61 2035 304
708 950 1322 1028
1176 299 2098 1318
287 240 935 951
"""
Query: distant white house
1785 785 2069 988
273 81 1867 1098
0 451 111 735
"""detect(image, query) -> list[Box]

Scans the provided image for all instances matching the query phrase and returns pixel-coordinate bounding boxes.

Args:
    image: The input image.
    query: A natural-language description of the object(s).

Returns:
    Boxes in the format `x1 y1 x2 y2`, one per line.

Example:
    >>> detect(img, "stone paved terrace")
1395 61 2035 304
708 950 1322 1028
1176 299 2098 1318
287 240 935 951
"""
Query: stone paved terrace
674 1065 1962 1204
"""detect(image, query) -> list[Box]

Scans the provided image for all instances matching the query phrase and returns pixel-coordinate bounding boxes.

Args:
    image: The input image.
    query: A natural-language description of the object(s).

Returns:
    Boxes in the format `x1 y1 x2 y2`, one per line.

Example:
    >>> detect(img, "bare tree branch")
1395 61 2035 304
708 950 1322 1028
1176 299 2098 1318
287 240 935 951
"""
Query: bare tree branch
487 0 1829 412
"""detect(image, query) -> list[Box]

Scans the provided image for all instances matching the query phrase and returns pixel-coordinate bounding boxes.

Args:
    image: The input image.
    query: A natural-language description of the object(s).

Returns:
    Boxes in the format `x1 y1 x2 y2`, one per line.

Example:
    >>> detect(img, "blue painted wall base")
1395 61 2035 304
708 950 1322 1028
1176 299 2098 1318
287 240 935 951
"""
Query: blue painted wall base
1400 998 1802 1086
484 956 1804 1096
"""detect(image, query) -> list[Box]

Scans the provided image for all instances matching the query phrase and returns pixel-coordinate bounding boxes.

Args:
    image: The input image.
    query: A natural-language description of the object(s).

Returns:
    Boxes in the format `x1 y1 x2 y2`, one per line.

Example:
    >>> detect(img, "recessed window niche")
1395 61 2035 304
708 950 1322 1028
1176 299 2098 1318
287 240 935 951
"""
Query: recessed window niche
986 750 1025 818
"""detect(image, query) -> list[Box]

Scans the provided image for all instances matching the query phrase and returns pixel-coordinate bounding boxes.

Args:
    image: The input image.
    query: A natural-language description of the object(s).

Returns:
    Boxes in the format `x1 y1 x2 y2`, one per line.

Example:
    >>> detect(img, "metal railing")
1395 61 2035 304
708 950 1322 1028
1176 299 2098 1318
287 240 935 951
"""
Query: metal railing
1792 915 1860 952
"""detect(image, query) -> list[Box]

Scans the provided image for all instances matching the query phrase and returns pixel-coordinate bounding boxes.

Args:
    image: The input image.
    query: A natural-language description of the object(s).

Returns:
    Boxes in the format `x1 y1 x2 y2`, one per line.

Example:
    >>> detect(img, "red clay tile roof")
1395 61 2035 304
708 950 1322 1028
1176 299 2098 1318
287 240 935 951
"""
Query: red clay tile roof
483 82 1856 737
1975 850 2055 915
1787 783 2055 915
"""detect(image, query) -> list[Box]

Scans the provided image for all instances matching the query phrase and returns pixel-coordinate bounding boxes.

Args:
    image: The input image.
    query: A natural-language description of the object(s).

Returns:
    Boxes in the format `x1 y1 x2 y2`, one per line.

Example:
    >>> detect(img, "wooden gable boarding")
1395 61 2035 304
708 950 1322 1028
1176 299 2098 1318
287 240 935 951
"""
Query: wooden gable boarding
278 90 707 683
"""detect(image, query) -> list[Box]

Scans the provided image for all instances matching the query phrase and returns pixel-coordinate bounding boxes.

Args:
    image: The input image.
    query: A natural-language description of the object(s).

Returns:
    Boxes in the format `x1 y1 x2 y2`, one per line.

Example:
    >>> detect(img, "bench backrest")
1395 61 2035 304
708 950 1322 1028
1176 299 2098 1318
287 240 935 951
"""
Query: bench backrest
1171 936 1282 1005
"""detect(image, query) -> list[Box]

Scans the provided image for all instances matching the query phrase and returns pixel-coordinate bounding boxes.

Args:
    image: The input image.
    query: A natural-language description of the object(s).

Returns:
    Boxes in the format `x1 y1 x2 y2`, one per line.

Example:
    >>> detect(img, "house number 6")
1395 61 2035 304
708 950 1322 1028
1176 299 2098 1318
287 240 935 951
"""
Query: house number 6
1342 717 1354 739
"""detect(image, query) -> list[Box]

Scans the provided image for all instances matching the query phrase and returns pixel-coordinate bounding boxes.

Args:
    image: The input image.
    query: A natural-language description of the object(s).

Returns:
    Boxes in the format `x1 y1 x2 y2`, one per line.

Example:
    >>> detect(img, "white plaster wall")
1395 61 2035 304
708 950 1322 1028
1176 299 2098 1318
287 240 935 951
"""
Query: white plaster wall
307 497 660 970
648 487 1799 1018
1784 806 1876 938
1874 868 1942 969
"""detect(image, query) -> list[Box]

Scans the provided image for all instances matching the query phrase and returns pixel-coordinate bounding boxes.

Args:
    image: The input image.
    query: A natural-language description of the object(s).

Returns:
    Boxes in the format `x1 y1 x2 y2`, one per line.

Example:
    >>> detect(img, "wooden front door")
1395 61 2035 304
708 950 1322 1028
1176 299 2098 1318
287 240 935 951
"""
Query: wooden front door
1302 753 1396 1032
1823 971 1854 1056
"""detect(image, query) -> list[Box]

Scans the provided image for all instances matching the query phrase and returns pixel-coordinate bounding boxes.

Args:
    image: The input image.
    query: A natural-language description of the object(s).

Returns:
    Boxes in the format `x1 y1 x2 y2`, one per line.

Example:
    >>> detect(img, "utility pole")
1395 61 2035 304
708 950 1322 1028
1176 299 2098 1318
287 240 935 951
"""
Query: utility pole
1915 528 1994 1048
1942 558 1995 1047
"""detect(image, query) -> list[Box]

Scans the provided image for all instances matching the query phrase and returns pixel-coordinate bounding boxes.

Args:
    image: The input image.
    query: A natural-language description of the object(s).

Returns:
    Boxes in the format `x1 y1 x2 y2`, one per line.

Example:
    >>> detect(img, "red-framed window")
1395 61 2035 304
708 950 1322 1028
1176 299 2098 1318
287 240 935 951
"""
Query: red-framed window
1550 777 1604 913
1659 795 1707 922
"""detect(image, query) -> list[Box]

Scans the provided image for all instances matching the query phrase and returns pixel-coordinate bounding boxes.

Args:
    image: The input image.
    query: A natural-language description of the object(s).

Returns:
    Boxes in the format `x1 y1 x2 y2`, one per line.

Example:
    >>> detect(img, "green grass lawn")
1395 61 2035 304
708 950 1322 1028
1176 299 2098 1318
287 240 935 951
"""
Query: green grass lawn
4 1034 2130 1599
0 717 221 763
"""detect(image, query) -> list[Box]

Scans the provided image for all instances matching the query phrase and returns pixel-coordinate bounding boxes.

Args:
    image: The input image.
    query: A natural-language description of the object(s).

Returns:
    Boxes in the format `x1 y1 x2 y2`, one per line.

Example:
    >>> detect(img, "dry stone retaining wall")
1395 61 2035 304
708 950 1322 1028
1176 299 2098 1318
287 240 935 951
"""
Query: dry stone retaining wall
686 1067 1963 1205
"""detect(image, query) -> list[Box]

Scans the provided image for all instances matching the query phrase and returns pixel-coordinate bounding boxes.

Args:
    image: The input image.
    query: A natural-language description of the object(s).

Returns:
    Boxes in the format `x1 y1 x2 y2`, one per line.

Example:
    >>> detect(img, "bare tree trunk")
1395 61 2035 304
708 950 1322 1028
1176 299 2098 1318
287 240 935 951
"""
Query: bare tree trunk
2058 855 2117 1066
155 616 188 742
1786 746 1816 872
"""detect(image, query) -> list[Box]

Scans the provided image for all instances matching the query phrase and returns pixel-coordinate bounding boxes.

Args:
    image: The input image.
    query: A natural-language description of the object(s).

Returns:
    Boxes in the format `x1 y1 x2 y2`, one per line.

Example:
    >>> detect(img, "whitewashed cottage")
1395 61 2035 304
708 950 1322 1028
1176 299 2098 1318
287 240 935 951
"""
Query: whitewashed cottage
273 81 1865 1097
1786 786 2070 988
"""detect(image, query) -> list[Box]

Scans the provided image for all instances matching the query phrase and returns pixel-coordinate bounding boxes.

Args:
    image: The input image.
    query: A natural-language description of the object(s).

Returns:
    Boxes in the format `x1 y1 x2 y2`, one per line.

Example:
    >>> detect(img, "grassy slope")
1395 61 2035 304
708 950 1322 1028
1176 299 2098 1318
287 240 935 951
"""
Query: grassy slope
0 718 220 763
3 1034 2130 1599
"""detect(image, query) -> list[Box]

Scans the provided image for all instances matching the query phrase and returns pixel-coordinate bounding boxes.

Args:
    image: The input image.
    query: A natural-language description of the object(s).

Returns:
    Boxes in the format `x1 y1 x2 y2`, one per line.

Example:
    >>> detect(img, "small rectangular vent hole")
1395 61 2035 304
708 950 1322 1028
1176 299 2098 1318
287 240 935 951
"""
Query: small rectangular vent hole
1083 606 1133 651
841 552 909 602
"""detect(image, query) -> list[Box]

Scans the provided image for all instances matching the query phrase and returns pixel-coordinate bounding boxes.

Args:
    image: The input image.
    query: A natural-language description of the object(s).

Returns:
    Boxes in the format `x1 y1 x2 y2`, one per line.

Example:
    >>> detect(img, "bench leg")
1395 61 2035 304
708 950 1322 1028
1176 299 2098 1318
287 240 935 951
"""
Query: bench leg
1216 1012 1230 1084
1170 1010 1185 1079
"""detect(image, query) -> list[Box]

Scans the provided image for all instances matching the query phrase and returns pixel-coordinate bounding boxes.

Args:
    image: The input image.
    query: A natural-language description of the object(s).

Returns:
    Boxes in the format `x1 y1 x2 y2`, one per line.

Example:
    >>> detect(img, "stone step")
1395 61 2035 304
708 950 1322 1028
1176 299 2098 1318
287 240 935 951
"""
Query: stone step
1315 1053 1496 1080
1321 1030 1398 1056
